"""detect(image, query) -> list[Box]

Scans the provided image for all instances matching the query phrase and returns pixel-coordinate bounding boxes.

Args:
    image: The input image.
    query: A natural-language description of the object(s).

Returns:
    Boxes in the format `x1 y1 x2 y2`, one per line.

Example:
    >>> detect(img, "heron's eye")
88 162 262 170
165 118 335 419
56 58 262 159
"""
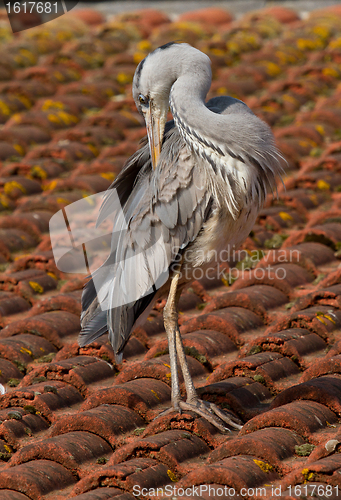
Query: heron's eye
138 94 149 106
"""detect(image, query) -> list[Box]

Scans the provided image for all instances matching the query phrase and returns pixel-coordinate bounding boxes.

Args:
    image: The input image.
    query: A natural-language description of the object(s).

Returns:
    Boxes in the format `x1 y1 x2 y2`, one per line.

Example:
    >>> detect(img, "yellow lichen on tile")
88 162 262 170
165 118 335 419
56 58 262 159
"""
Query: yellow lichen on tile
253 459 273 472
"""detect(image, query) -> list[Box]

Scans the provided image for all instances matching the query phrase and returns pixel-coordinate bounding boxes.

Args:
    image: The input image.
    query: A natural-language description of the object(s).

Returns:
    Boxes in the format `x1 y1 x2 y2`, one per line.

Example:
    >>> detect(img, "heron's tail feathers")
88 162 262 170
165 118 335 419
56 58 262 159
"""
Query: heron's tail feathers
79 277 156 362
107 290 156 357
78 310 107 347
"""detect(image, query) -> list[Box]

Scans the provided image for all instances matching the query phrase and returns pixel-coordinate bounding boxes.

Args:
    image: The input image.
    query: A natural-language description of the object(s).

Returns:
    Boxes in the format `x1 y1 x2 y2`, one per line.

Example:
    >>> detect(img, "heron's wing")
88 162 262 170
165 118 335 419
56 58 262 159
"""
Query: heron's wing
107 127 211 355
80 126 211 357
205 95 285 196
79 138 151 348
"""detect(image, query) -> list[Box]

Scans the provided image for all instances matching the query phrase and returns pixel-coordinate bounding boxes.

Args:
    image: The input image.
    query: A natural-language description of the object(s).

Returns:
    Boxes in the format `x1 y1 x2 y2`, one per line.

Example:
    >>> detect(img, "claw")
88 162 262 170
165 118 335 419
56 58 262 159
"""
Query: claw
153 399 242 433
178 399 243 433
153 407 178 421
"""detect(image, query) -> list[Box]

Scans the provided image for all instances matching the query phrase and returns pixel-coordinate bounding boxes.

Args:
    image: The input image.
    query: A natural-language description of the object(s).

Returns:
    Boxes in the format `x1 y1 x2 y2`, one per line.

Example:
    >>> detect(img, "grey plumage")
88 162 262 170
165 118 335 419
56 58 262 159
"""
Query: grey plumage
79 42 284 371
79 123 212 356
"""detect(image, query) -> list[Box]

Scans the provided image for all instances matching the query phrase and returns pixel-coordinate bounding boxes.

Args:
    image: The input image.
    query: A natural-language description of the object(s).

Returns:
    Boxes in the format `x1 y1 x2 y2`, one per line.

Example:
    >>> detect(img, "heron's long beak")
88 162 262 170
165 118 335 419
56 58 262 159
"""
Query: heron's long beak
145 104 164 170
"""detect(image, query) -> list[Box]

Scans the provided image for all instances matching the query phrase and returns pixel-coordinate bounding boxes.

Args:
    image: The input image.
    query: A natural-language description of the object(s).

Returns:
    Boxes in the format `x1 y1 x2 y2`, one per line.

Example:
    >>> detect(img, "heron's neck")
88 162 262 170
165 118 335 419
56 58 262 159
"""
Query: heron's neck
169 71 281 217
169 72 212 152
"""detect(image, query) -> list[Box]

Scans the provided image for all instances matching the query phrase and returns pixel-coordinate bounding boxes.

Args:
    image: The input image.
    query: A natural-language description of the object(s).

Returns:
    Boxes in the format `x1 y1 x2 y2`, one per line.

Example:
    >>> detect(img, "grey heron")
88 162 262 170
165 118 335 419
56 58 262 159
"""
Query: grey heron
79 42 283 432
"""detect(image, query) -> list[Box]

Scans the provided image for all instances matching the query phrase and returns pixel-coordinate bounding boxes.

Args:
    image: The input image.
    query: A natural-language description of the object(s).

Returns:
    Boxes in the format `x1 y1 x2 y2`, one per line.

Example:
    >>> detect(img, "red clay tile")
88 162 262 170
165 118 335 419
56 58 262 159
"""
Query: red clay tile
146 330 237 367
179 8 233 26
177 289 203 312
0 358 23 384
307 208 341 229
0 78 56 99
59 277 87 294
68 9 105 26
51 174 111 193
0 93 32 117
0 460 76 498
2 177 42 200
114 9 170 39
204 285 288 318
7 109 77 132
0 231 37 260
80 379 171 421
17 273 58 300
58 81 120 107
2 159 64 181
10 430 112 472
291 288 341 313
12 333 56 359
9 212 51 234
72 490 134 500
197 377 272 421
0 291 30 316
0 335 56 378
284 223 341 250
311 6 341 18
267 306 341 343
140 409 221 447
241 401 337 439
307 437 341 463
255 6 299 24
72 458 170 497
271 376 341 415
122 337 147 359
275 124 325 146
7 253 59 279
281 243 335 267
279 189 326 211
0 311 81 348
0 125 51 145
109 429 210 473
318 269 341 288
208 351 299 390
28 293 81 316
300 355 341 383
259 206 306 230
0 61 14 82
21 356 115 396
177 455 279 495
255 244 334 279
0 410 50 448
231 263 314 298
115 354 207 387
0 217 41 246
193 264 230 292
281 454 341 490
0 382 84 423
151 22 209 48
208 427 304 472
0 142 25 160
241 329 326 367
180 307 264 344
256 356 300 388
0 492 31 500
0 338 36 370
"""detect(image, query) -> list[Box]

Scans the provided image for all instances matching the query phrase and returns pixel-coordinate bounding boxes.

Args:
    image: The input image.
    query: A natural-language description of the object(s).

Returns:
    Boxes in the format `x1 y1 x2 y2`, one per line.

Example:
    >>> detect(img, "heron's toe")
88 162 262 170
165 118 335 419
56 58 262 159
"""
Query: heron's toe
152 404 181 421
179 399 243 433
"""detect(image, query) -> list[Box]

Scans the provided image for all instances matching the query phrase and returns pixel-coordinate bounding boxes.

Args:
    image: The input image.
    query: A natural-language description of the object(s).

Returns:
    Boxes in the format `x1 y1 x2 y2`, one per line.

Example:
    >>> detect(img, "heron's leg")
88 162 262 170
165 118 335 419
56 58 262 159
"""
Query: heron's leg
162 268 242 432
175 328 197 402
163 272 182 410
175 327 243 432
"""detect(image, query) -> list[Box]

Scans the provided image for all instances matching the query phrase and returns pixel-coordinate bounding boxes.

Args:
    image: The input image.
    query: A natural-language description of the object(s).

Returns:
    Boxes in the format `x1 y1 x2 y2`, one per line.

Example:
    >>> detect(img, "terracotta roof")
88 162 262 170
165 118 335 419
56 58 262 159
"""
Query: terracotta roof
0 4 341 499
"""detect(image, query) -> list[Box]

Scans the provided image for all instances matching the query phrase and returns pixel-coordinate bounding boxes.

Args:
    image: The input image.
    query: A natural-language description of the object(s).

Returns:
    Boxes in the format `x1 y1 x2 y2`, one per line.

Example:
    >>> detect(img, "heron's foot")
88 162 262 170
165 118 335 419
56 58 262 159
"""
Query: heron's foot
179 398 243 433
153 401 182 421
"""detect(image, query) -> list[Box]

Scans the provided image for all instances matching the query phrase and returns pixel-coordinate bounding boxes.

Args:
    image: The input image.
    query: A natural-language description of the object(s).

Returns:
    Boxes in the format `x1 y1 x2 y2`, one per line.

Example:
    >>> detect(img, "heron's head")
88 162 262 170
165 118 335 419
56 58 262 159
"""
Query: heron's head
132 42 209 169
